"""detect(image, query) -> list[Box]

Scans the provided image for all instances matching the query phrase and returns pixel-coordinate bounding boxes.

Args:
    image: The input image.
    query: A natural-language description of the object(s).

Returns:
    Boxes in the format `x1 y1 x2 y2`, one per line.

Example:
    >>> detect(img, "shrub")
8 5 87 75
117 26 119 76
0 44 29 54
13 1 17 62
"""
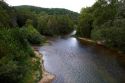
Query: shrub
0 28 42 83
21 25 45 45
91 19 125 52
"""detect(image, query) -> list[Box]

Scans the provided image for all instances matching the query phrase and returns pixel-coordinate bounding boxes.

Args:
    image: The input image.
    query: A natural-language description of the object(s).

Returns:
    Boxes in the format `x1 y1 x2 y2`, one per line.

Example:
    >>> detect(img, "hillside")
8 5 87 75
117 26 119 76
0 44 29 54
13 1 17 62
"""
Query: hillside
14 5 79 21
0 1 17 27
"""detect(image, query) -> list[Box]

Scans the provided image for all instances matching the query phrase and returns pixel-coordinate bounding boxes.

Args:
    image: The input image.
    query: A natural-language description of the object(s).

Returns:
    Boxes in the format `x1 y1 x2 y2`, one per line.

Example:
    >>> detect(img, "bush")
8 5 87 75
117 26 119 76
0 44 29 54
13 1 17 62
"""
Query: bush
0 1 17 27
21 24 45 45
91 19 125 52
37 15 74 36
0 28 42 83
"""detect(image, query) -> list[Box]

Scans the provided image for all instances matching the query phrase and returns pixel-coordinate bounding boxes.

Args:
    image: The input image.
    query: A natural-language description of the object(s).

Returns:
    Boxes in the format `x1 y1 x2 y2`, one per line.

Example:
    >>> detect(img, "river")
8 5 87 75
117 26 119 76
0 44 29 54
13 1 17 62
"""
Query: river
39 37 125 83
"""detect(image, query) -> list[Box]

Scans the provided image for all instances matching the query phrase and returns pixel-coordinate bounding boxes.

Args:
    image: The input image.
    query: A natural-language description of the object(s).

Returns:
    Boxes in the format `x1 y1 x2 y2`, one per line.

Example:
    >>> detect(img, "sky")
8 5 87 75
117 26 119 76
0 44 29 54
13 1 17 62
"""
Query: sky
5 0 96 12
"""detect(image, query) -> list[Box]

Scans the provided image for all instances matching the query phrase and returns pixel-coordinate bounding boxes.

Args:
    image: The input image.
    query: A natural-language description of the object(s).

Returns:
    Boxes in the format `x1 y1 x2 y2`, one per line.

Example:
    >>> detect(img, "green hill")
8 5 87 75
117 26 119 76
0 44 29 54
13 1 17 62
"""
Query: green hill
14 5 79 22
0 1 17 27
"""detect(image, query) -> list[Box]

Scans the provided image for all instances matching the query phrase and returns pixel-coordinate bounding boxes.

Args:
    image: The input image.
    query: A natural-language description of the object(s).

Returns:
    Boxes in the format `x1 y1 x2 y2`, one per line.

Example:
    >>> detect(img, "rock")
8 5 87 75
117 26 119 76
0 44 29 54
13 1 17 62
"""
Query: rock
39 72 55 83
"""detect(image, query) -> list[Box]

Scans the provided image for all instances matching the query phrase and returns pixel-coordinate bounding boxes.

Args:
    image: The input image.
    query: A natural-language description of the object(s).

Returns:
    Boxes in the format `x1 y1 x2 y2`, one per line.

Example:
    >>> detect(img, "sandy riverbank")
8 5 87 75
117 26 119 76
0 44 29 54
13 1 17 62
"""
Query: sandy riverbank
33 46 55 83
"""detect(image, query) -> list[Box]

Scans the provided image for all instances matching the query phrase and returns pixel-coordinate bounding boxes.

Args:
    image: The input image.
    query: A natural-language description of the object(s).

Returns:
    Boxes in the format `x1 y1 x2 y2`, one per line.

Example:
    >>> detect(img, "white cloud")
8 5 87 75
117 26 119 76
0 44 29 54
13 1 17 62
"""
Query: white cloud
5 0 95 12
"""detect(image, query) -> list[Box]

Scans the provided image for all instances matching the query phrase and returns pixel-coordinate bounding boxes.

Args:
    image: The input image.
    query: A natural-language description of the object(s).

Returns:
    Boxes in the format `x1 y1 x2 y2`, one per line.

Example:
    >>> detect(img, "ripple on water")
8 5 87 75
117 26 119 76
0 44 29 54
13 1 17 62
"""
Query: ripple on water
40 37 125 83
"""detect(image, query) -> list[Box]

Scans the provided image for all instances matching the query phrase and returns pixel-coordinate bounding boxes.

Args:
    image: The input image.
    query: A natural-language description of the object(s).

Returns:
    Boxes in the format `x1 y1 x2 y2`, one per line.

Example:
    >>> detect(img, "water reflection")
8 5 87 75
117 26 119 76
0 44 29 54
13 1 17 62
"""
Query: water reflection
40 37 125 83
68 30 76 36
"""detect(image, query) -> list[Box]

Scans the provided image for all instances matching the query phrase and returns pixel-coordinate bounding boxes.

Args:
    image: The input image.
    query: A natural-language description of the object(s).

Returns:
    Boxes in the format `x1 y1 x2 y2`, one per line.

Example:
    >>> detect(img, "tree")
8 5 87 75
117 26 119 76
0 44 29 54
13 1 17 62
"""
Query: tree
36 15 74 36
77 0 125 52
77 7 93 38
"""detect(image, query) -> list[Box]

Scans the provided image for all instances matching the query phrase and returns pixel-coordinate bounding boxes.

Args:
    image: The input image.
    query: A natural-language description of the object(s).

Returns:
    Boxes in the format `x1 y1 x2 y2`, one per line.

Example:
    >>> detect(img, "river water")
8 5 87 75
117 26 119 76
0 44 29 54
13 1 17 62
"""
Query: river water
39 37 125 83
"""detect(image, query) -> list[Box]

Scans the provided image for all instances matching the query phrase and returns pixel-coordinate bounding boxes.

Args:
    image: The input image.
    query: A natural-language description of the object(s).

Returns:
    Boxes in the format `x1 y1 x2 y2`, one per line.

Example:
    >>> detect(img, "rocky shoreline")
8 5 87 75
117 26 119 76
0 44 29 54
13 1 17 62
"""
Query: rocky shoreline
33 46 55 83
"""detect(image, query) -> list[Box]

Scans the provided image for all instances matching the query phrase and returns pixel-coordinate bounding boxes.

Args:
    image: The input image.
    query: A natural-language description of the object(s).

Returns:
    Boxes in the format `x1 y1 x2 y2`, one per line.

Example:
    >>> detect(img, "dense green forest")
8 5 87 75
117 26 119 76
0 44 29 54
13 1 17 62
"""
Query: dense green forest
14 5 78 36
14 5 79 22
77 0 125 52
0 2 43 82
0 1 78 83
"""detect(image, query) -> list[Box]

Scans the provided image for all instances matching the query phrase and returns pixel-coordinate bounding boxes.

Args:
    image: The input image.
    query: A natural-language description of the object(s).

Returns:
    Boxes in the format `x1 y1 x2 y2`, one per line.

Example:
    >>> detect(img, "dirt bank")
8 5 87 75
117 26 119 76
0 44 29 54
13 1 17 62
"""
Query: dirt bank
33 46 55 83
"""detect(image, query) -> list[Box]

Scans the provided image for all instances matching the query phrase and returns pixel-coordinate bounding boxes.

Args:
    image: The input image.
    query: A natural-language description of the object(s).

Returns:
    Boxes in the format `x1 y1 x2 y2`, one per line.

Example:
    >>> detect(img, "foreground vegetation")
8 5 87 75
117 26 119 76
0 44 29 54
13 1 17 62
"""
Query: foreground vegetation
0 28 42 83
77 0 125 52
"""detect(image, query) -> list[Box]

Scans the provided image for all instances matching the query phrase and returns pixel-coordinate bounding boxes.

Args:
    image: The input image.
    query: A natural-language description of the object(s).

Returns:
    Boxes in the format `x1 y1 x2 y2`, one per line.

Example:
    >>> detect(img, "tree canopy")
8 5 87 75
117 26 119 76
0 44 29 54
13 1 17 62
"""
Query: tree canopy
77 0 125 52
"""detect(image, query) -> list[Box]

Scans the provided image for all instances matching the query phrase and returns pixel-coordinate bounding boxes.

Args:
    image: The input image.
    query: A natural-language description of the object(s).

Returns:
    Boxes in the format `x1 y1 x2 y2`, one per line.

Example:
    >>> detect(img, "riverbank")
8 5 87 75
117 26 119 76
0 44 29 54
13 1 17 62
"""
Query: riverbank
32 46 55 83
78 37 125 53
78 37 104 45
78 37 125 68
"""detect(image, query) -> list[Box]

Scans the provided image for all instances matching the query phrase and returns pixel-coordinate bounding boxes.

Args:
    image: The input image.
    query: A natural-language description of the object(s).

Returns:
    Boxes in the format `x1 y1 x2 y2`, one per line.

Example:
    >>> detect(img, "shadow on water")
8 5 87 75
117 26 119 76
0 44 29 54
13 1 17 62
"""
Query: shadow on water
39 37 125 83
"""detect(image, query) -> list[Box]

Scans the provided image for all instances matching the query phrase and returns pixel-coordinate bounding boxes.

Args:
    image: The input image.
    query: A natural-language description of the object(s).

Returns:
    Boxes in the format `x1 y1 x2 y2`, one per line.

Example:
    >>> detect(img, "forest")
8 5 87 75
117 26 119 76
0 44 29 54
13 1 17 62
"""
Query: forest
0 0 125 83
77 0 125 52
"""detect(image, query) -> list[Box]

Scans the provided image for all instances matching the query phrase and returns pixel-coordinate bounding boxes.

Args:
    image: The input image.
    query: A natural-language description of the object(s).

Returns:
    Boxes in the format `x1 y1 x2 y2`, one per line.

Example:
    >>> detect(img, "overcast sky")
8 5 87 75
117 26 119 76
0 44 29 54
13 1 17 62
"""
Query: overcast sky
5 0 95 12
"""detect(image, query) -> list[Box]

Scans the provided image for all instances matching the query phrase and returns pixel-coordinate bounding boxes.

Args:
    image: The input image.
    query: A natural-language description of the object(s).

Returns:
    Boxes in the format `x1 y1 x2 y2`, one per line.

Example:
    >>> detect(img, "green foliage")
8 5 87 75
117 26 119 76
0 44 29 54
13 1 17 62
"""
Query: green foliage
77 0 125 52
21 19 45 45
92 19 125 51
0 28 34 82
57 15 74 35
14 5 79 23
16 10 38 27
77 7 93 38
0 1 17 27
92 0 117 27
14 5 77 36
37 15 74 36
0 28 42 83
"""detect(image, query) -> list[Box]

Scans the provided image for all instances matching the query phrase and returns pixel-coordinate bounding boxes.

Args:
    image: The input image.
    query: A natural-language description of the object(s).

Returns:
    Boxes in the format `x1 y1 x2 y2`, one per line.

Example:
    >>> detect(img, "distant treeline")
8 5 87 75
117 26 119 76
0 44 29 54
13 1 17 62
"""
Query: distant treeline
0 2 79 35
14 5 79 23
77 0 125 52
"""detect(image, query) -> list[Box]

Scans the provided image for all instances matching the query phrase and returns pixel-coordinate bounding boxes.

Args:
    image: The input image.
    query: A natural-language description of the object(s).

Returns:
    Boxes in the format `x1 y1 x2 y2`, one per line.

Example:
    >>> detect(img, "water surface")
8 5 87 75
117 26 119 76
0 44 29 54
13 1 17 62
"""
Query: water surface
39 37 125 83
